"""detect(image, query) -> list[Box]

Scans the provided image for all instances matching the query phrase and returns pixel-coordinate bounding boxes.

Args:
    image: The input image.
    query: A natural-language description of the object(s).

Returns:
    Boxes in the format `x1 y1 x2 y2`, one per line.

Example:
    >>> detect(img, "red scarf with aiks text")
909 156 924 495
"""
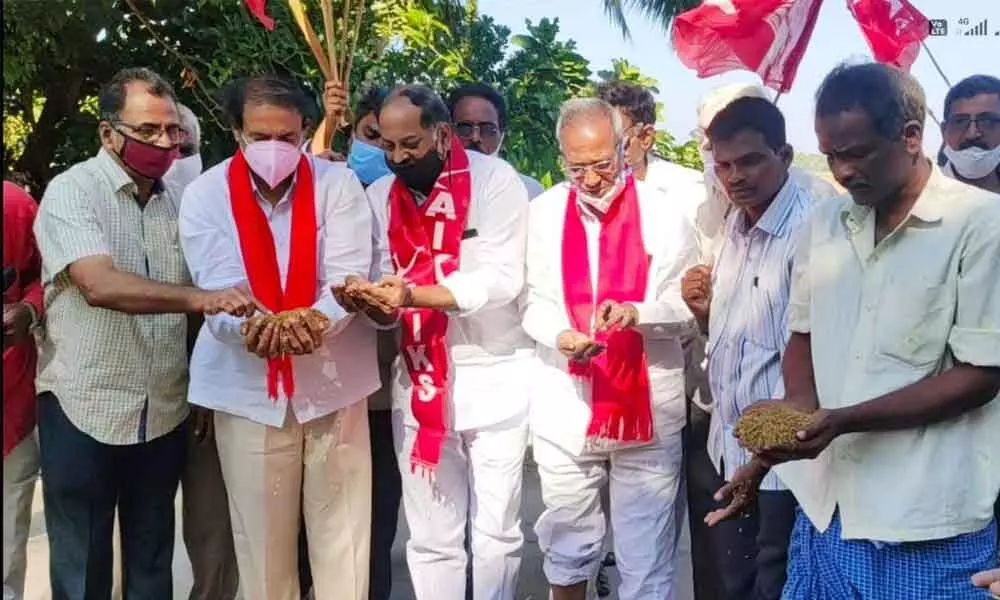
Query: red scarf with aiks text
387 137 471 475
561 176 654 450
228 150 318 400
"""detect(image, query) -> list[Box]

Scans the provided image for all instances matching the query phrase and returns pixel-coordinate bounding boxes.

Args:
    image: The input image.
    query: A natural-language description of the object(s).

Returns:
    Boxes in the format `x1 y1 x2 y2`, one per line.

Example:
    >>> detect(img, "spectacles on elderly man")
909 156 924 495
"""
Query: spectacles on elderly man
113 121 188 144
562 157 619 182
944 113 1000 136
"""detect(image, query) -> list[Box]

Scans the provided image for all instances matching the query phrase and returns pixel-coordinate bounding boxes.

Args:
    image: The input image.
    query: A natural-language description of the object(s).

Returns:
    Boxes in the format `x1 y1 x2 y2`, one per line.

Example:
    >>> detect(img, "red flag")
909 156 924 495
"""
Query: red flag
671 0 825 93
243 0 275 31
847 0 929 71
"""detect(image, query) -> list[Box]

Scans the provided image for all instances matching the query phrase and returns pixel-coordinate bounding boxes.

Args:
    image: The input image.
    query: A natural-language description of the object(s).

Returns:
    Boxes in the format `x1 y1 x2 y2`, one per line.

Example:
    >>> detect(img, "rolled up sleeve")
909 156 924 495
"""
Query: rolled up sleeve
947 212 1000 367
633 211 699 335
440 162 529 316
35 176 111 284
787 218 813 335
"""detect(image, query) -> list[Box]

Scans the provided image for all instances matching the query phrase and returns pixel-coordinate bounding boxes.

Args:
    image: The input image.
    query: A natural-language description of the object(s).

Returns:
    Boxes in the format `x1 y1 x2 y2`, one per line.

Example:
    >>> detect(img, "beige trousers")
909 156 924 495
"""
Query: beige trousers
215 401 371 600
3 432 39 600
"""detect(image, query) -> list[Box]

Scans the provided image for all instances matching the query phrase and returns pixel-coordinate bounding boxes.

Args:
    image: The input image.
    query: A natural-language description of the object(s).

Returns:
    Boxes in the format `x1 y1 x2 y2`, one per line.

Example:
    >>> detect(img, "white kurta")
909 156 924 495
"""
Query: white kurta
522 179 701 456
366 150 535 432
522 180 700 599
366 151 533 600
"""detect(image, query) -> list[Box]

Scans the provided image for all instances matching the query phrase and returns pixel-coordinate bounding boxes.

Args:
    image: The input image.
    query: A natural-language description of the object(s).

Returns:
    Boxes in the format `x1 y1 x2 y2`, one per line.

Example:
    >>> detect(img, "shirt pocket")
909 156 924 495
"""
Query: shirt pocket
744 283 783 352
876 284 952 368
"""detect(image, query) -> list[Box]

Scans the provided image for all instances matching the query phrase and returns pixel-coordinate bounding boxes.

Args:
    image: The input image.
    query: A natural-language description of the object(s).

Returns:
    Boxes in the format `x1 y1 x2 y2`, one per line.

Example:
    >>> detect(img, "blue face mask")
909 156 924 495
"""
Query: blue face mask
347 138 390 185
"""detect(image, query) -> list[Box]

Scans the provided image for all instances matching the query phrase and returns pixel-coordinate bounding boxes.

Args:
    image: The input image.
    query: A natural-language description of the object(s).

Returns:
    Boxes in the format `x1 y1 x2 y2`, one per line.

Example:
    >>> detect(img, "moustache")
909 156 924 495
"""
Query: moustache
957 140 992 151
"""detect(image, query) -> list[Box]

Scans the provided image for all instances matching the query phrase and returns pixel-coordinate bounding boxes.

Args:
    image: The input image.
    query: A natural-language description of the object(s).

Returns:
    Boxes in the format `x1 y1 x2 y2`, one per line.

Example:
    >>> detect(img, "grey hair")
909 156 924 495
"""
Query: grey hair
556 98 624 147
177 103 201 152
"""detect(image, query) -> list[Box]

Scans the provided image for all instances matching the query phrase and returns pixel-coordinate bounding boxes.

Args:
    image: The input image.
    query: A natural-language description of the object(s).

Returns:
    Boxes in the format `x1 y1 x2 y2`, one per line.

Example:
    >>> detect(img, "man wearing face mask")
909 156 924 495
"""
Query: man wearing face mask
178 74 383 600
163 103 204 212
523 98 700 600
33 67 260 599
448 83 546 199
941 75 1000 195
359 85 532 600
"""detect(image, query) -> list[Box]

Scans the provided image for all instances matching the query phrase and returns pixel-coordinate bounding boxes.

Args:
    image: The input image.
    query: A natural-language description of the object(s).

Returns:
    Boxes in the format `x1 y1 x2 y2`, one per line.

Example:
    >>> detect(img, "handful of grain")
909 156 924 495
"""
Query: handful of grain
735 404 815 453
240 308 331 355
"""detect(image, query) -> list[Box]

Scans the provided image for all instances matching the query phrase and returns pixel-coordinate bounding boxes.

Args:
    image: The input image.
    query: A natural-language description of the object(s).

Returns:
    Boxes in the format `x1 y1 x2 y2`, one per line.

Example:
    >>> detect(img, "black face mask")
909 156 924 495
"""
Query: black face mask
388 147 444 196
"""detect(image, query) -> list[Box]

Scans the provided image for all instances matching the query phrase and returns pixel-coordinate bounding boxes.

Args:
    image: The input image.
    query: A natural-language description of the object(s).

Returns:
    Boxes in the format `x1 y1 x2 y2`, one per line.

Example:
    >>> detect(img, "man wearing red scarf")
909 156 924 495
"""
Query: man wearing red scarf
178 75 382 600
359 85 533 600
522 98 700 600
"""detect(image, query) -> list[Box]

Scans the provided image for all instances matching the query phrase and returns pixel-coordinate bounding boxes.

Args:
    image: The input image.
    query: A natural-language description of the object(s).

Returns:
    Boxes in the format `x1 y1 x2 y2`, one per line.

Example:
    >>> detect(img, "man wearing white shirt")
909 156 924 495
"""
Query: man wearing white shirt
163 103 203 212
360 85 532 600
729 63 999 599
178 75 380 600
523 98 699 600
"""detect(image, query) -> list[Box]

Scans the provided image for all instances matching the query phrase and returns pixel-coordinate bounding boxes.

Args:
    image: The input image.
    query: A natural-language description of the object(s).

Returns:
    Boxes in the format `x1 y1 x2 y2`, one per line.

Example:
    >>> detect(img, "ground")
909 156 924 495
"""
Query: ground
22 457 695 600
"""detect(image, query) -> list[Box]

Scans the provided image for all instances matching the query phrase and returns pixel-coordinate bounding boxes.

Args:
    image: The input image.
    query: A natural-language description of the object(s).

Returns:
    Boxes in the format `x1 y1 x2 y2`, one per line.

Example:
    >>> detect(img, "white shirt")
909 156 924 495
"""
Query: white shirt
522 179 701 455
775 167 1000 542
179 156 380 426
366 151 533 431
706 177 813 490
643 157 710 262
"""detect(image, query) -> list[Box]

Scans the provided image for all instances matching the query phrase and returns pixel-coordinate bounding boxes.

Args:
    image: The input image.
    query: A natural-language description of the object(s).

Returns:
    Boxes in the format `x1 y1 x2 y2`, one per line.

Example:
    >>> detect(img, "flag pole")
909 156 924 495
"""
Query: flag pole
773 91 784 106
920 40 951 88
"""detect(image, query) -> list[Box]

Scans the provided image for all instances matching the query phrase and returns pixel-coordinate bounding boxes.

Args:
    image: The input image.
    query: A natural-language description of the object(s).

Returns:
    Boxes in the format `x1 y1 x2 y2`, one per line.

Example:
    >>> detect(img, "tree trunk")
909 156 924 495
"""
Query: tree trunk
15 69 85 194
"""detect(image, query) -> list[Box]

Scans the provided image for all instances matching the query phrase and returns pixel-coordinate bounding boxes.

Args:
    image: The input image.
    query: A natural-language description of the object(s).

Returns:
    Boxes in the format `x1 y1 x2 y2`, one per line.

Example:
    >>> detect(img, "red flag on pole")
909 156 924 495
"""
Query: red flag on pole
670 0 825 93
244 0 275 31
847 0 929 71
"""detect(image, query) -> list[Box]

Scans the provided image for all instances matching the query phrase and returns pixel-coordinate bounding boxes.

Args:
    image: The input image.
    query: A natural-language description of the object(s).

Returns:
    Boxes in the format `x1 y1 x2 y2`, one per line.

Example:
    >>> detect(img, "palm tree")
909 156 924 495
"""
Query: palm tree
600 0 700 39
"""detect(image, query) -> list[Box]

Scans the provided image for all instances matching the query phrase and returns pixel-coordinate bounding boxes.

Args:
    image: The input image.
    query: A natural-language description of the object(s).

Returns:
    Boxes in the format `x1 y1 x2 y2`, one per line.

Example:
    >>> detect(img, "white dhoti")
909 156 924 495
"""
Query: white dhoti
534 429 684 600
394 412 528 600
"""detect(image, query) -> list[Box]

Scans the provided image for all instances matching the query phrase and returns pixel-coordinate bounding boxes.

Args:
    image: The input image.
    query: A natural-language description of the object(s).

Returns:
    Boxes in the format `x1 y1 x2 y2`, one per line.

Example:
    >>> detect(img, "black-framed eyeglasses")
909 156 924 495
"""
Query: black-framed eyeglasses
944 113 1000 136
455 121 501 139
114 121 187 144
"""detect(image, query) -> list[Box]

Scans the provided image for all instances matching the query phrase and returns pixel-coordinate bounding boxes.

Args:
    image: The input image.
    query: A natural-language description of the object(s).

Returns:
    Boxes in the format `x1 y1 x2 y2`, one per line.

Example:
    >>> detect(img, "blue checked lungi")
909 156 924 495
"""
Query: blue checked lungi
782 509 998 600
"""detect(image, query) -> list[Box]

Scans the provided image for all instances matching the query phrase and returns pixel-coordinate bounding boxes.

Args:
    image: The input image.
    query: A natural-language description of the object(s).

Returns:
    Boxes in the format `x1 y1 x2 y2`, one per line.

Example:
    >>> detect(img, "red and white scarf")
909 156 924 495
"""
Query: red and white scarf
228 150 317 400
561 176 654 449
387 137 471 474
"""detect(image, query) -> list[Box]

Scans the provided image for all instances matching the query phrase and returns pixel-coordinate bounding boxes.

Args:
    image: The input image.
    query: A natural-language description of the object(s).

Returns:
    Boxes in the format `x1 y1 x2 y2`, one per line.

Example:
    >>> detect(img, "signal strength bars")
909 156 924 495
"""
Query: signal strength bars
964 19 988 36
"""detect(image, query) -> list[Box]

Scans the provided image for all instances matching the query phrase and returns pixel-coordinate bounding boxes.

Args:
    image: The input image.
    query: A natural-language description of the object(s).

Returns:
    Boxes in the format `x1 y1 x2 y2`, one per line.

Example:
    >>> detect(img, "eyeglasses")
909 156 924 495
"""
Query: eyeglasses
562 157 618 181
114 121 187 144
944 113 1000 136
455 122 501 139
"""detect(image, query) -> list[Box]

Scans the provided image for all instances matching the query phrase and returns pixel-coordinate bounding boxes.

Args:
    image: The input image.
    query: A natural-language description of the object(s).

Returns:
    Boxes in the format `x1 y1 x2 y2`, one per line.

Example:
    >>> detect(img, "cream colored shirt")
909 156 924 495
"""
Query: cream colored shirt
34 149 191 445
775 167 1000 542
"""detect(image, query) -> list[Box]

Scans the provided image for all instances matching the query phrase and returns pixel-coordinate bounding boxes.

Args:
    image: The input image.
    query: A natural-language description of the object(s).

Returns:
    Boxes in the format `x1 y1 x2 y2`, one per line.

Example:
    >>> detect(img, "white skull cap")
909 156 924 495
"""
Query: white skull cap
696 82 771 130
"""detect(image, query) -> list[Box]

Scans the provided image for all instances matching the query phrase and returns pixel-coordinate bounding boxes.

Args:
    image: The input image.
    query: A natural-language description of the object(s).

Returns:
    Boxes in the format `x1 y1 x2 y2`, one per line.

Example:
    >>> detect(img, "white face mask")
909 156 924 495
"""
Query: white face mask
163 154 203 191
488 133 506 157
942 144 1000 180
577 176 625 214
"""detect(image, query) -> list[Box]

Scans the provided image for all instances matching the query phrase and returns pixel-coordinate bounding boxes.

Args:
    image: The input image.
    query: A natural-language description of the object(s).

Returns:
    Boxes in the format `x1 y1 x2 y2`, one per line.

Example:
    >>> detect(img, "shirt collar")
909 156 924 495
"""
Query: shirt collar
729 175 799 239
96 148 165 197
839 162 945 231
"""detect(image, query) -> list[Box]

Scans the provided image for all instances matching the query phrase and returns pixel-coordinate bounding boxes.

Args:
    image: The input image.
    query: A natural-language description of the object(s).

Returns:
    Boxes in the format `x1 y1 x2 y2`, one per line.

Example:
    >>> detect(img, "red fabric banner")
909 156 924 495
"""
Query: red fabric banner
847 0 929 71
671 0 825 93
244 0 275 31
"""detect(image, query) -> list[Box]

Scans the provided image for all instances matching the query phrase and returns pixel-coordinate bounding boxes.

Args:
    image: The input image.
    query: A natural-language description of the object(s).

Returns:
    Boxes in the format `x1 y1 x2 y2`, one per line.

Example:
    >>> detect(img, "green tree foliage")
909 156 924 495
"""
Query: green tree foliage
3 0 702 192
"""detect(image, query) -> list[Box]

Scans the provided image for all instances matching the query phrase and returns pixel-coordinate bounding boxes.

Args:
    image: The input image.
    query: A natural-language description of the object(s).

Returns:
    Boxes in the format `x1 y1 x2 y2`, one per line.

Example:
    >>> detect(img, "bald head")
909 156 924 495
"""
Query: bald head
177 103 201 156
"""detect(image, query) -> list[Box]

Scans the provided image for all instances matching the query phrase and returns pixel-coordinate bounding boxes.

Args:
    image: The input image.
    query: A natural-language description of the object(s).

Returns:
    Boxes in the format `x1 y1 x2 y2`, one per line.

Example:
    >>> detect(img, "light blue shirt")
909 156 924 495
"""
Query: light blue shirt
706 177 813 490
